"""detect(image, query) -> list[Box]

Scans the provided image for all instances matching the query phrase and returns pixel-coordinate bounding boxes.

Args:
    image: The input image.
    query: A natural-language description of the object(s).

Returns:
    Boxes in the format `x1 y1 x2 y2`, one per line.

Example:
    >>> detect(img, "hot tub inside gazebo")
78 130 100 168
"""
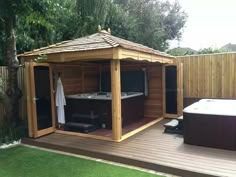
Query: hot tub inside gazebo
20 29 183 142
52 60 163 139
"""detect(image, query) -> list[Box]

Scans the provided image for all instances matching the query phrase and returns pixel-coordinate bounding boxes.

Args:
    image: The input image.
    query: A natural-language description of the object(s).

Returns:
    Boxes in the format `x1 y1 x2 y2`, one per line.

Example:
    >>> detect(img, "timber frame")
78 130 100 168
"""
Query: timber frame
20 30 178 142
20 47 173 64
162 62 183 118
25 62 56 138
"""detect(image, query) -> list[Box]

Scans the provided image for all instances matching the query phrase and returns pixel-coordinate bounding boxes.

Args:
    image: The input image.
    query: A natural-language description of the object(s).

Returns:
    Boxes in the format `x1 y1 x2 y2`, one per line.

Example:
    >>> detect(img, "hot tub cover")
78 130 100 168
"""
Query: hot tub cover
183 99 236 116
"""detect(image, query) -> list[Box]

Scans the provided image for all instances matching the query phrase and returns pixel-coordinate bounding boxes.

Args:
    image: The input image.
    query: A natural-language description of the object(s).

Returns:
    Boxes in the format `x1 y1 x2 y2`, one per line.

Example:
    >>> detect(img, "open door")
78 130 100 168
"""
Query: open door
25 62 56 138
163 63 183 118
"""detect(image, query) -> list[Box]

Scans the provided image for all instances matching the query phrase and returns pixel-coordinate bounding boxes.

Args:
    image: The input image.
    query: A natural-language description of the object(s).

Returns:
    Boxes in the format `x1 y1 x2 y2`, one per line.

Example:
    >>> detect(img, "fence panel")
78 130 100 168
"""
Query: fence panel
176 53 236 98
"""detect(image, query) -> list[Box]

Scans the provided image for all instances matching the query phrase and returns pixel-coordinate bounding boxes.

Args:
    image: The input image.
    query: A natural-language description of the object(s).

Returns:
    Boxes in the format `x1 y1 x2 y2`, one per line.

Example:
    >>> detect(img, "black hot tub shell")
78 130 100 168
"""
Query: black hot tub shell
183 99 236 151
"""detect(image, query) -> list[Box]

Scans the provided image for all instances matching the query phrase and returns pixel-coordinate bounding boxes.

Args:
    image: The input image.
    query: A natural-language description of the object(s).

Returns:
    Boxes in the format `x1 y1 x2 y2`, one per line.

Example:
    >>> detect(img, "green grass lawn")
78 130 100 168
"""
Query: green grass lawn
0 146 165 177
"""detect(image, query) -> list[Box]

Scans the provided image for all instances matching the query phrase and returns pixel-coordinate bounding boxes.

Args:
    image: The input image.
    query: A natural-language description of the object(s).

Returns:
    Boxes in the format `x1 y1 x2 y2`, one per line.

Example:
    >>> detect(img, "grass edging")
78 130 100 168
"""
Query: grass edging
22 144 174 177
0 145 172 177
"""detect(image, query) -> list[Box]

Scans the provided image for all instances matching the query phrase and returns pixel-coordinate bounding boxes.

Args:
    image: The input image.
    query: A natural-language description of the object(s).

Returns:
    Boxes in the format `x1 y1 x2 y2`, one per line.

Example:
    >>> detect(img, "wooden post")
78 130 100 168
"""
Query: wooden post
162 64 165 117
25 62 34 137
110 59 122 141
177 62 183 116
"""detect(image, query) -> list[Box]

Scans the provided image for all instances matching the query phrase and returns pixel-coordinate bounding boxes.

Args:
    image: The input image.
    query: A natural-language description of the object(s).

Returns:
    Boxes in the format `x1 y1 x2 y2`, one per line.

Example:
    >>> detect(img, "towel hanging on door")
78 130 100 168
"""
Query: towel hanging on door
56 77 66 124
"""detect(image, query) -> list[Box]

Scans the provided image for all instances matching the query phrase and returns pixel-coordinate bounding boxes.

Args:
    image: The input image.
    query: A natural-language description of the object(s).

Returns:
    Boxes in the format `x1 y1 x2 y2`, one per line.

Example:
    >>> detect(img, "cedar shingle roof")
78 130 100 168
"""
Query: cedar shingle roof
19 31 174 59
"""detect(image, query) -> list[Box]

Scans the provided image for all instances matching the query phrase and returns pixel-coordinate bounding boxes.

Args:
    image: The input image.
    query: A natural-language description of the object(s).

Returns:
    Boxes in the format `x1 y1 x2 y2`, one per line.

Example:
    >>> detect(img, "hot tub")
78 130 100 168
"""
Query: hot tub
65 92 144 129
183 99 236 150
66 92 144 100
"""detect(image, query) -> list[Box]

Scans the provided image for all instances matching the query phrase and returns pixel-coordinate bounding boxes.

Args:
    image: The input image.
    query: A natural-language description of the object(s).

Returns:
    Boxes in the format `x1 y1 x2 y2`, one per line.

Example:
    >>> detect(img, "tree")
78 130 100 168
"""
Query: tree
16 0 79 55
114 0 187 51
74 0 187 51
167 47 196 56
104 3 138 39
1 0 187 63
0 0 187 126
0 0 25 125
197 47 228 54
76 0 111 36
0 19 5 65
167 47 229 56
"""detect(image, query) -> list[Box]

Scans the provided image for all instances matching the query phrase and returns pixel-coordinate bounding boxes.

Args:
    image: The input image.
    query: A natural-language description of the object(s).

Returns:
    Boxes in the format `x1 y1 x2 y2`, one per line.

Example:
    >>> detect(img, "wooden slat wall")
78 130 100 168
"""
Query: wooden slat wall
176 53 236 98
0 66 26 120
119 61 163 119
83 65 100 93
52 64 99 95
145 64 162 118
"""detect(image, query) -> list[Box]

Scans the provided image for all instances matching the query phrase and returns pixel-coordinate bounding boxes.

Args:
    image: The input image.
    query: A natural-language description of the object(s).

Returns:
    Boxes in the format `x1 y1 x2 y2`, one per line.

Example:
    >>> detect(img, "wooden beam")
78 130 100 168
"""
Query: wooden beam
21 47 174 64
112 48 121 59
163 63 183 118
49 65 56 130
162 65 166 117
110 60 122 141
120 117 163 142
55 130 114 142
25 62 34 137
21 48 114 63
177 62 183 116
29 62 38 137
119 48 174 63
30 62 56 138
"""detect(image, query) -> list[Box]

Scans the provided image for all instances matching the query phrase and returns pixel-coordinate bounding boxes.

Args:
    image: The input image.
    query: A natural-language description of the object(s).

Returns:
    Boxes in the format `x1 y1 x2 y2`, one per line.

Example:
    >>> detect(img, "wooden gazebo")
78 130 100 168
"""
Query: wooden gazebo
19 29 182 142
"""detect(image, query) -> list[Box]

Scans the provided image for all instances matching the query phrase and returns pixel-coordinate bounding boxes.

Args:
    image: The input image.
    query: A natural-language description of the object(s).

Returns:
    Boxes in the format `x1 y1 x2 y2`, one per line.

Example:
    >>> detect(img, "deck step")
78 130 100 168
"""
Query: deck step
65 122 97 133
164 119 183 135
164 119 179 128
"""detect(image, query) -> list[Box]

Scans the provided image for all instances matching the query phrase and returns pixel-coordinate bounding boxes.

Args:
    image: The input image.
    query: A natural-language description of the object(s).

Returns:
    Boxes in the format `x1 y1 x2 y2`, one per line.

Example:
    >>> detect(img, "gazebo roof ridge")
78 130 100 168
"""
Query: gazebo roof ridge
18 29 174 60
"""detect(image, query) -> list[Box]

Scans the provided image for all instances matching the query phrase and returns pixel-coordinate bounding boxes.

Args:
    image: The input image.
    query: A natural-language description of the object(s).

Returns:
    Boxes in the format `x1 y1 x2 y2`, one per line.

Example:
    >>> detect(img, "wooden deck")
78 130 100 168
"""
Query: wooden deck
22 120 236 177
90 117 156 137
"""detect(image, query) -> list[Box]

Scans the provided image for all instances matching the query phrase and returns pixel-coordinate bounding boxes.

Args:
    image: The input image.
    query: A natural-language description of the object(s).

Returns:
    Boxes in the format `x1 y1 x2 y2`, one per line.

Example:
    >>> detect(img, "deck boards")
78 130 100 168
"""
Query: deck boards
22 120 236 177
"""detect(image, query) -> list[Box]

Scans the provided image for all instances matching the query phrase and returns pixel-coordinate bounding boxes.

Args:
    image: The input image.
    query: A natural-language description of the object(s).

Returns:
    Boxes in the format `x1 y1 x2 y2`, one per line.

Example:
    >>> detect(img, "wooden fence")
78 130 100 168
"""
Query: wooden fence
0 66 25 121
176 53 236 99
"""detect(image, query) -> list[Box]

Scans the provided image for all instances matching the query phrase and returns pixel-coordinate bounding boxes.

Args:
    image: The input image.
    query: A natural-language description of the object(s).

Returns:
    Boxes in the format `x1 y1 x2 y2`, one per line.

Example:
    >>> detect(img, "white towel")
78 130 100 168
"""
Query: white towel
56 77 66 124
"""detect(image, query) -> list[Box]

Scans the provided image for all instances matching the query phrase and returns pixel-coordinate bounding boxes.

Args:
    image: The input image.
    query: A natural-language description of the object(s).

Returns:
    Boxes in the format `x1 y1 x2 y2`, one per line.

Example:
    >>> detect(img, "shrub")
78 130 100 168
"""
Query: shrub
0 121 24 145
0 76 24 145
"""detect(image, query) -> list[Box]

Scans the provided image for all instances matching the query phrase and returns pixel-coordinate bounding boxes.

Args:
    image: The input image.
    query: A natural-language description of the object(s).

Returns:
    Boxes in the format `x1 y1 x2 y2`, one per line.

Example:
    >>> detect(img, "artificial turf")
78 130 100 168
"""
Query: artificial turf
0 146 165 177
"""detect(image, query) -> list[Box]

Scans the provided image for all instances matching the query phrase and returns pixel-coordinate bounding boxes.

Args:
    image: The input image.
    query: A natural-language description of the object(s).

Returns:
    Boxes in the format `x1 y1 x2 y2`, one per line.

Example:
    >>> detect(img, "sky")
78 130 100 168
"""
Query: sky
169 0 236 50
